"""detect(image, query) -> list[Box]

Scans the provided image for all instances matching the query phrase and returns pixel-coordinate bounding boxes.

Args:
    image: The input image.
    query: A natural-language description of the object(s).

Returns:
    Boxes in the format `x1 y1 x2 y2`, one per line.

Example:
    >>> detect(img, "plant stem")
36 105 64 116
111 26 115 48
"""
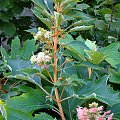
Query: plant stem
53 30 66 120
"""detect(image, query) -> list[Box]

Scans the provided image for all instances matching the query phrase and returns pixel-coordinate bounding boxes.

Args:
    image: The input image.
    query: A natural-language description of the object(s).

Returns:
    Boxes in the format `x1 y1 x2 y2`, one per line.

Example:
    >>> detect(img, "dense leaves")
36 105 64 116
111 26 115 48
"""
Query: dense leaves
1 0 120 120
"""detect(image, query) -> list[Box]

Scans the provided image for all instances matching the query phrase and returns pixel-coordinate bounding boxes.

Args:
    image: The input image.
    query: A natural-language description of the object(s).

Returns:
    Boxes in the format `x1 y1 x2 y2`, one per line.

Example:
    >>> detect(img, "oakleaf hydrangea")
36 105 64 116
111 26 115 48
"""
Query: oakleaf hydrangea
76 102 113 120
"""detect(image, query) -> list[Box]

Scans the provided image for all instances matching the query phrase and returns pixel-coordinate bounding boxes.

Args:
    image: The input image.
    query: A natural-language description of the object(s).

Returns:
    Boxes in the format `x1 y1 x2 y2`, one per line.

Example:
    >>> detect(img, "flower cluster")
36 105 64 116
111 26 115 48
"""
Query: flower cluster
30 52 51 66
76 102 113 120
34 27 52 41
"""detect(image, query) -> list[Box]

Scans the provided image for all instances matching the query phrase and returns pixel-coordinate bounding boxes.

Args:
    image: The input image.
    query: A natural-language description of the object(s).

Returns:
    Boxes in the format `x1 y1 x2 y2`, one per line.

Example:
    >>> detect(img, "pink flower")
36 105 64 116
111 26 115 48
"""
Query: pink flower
103 110 111 117
89 108 98 113
77 107 87 120
108 113 113 120
97 117 104 120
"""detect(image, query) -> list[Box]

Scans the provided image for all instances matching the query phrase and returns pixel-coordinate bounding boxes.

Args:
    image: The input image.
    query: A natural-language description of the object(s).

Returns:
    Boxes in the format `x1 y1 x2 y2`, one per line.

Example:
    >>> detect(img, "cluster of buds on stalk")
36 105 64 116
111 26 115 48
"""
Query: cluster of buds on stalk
30 51 51 67
34 27 52 41
33 27 53 49
76 102 113 120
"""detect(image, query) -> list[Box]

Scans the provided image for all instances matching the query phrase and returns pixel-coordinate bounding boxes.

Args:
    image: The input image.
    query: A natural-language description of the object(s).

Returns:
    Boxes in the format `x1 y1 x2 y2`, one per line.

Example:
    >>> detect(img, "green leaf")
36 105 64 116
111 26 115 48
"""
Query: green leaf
67 74 87 85
6 87 51 114
1 47 9 60
76 3 90 10
0 115 5 120
71 19 95 27
34 6 51 19
54 12 64 26
107 103 120 120
60 34 88 61
0 12 11 22
65 46 86 61
25 28 38 35
85 50 106 64
85 39 97 51
68 26 93 32
55 0 63 4
62 0 79 8
62 86 76 120
5 107 33 120
110 21 120 33
32 0 46 10
109 68 120 84
11 37 21 59
99 8 112 16
20 39 38 59
6 59 39 74
94 20 107 30
54 81 62 87
114 4 120 18
77 76 120 106
43 0 54 13
2 23 16 36
33 10 52 29
34 113 55 120
101 43 120 67
0 0 10 9
59 34 74 45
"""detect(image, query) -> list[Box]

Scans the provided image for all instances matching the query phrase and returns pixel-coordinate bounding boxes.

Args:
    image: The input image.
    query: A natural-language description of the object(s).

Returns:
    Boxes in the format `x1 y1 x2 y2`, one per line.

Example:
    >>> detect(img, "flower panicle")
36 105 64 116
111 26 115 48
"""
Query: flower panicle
30 51 51 67
76 102 113 120
34 27 52 41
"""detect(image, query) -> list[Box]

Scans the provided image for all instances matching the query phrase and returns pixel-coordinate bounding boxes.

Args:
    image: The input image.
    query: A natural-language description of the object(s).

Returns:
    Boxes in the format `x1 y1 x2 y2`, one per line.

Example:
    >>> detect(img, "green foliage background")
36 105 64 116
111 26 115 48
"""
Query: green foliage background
0 0 120 120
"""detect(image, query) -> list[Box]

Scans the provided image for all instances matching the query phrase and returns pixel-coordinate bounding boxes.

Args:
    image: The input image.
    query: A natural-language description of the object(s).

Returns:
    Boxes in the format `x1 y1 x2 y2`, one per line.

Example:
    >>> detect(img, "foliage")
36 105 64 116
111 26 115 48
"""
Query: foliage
0 0 36 43
0 0 120 120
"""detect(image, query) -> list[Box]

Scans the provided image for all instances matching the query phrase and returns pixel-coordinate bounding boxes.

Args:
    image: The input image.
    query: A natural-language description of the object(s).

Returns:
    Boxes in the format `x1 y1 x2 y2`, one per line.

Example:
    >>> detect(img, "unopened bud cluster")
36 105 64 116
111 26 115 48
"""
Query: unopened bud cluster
77 102 113 120
30 52 51 66
34 27 52 42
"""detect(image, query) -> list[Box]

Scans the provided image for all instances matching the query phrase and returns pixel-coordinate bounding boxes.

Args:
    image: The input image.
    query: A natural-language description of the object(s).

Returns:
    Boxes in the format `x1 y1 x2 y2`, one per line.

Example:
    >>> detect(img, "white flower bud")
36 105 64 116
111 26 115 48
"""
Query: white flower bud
30 52 51 65
30 55 37 63
44 31 51 39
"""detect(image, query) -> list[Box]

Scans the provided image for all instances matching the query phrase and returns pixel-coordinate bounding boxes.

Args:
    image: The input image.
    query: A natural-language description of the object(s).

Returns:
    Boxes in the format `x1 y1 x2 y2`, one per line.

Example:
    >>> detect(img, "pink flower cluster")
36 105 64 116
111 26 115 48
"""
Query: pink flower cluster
76 102 113 120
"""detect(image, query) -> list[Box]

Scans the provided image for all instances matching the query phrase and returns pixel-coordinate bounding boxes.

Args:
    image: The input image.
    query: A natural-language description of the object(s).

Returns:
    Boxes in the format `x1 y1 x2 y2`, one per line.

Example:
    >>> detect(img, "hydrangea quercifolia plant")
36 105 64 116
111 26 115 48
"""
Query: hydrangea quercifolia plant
0 0 120 120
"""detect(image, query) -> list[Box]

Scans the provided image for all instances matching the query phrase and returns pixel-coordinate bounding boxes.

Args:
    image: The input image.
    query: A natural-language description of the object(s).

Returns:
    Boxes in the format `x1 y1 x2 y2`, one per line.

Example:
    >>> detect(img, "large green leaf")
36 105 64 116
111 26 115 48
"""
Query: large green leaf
61 85 85 120
101 43 120 67
2 38 38 65
1 38 40 84
5 107 33 120
4 58 40 74
60 34 88 61
2 38 38 60
5 86 51 116
107 103 120 120
77 76 120 106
